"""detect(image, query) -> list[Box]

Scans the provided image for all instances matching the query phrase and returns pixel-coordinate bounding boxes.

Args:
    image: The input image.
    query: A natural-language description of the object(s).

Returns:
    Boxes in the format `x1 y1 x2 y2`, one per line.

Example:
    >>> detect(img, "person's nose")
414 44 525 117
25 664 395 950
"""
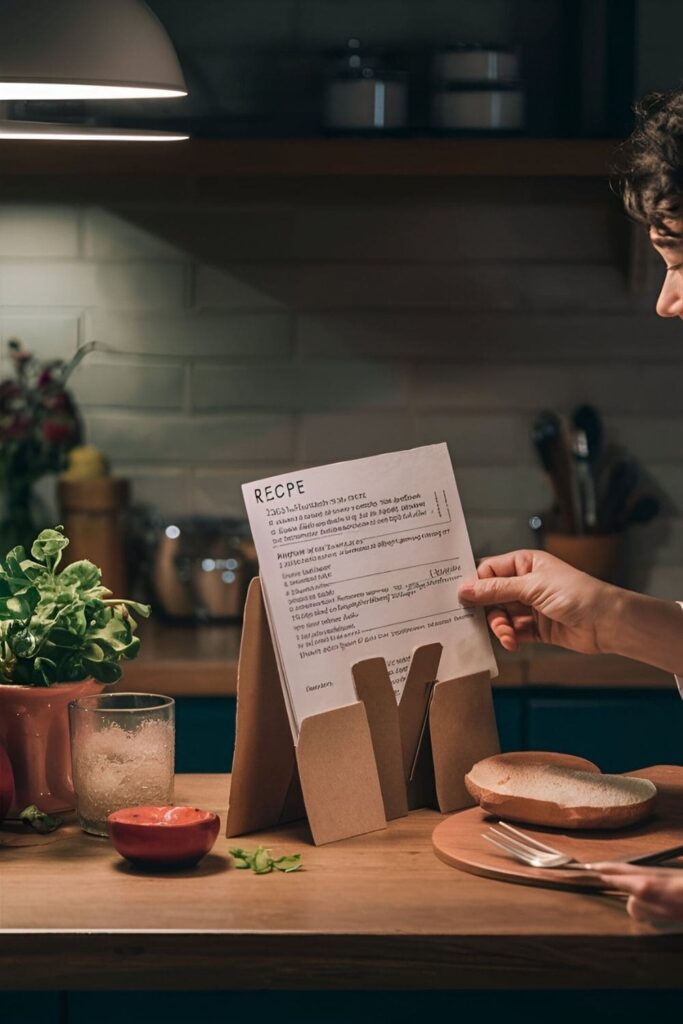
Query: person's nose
656 273 683 317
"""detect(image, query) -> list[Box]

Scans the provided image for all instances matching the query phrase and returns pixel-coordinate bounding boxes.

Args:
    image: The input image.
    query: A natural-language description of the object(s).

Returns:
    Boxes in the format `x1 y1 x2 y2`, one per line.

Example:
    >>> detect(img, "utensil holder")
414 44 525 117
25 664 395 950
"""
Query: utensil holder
544 532 619 581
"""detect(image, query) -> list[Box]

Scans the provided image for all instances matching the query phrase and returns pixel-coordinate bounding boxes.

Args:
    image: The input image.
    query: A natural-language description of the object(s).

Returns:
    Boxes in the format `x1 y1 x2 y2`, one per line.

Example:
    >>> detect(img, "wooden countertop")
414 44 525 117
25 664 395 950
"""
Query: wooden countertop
117 622 674 697
1 773 681 991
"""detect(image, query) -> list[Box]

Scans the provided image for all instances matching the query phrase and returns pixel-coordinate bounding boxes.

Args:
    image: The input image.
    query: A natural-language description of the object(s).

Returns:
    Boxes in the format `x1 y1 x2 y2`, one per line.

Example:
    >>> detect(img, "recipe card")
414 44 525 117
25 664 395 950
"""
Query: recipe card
242 444 497 736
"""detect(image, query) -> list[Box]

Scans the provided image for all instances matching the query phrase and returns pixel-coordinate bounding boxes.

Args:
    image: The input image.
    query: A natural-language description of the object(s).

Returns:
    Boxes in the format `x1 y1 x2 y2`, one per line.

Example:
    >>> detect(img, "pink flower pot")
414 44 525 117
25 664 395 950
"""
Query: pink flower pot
0 680 103 816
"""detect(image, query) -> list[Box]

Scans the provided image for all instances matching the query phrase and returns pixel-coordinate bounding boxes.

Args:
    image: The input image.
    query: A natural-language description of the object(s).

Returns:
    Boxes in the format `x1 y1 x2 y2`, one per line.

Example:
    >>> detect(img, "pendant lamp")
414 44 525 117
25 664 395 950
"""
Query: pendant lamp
0 0 188 140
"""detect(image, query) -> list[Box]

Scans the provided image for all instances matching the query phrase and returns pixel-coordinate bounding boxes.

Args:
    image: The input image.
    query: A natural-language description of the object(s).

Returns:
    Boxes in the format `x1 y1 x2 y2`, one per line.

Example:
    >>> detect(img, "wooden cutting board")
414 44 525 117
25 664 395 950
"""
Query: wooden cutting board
432 765 683 892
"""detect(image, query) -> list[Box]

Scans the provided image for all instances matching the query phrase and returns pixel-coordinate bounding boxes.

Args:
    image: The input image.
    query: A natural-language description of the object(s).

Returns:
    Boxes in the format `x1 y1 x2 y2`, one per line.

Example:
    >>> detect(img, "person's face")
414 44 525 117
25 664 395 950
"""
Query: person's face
651 219 683 317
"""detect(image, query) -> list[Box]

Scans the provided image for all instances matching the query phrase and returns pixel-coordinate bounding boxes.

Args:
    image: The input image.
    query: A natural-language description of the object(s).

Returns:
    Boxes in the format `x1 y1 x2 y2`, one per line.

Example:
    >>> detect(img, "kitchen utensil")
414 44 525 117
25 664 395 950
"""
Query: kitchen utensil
432 84 524 131
482 820 683 870
572 428 597 533
618 493 660 529
149 516 256 622
572 404 603 465
532 411 580 533
543 531 618 581
323 38 407 131
433 765 683 894
432 45 519 84
599 458 639 533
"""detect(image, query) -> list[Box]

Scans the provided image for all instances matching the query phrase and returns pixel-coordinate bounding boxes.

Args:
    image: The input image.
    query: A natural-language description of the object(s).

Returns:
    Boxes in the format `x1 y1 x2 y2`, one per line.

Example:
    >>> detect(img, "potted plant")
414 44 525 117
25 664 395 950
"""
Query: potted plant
0 525 150 816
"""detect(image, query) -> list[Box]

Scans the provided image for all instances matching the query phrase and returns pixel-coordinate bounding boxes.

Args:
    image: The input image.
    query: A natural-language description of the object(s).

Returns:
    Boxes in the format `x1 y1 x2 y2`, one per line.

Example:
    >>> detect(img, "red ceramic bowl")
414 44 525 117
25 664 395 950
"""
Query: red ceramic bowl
107 805 221 869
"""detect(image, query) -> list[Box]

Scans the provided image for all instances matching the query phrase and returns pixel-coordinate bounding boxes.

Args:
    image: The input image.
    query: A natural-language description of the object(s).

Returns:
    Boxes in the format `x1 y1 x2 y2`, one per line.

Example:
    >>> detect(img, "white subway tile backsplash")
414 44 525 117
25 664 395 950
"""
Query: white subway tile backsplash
85 412 294 464
193 465 294 518
0 194 680 599
299 412 413 462
415 362 683 415
639 564 683 600
0 261 187 309
0 312 80 361
192 359 408 411
89 311 291 358
0 262 98 305
610 416 683 463
94 263 188 309
119 466 195 518
292 204 615 262
82 208 186 260
71 360 185 410
415 413 534 465
0 206 79 258
456 466 549 514
467 514 536 558
194 265 285 309
298 311 683 361
111 205 295 262
227 261 631 312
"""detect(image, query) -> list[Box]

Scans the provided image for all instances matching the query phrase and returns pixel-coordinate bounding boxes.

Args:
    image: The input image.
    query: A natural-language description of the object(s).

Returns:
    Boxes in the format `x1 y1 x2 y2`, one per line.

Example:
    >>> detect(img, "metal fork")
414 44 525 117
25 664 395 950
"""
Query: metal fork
482 820 683 870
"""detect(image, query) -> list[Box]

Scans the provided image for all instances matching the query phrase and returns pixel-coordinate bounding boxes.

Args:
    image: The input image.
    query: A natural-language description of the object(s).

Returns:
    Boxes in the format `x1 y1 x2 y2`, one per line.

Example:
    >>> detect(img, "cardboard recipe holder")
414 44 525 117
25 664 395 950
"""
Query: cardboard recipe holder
226 577 500 846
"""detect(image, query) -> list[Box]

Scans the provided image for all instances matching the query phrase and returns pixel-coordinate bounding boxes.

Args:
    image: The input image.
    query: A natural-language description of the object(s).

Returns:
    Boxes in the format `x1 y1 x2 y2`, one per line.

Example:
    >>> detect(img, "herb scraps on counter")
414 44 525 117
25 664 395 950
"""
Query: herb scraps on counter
19 805 63 833
229 846 303 874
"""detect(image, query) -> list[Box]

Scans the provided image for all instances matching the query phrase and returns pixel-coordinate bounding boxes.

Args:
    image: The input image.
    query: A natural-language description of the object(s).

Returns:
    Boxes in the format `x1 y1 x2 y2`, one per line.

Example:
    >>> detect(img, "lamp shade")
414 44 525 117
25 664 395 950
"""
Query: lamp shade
0 119 189 141
0 0 187 99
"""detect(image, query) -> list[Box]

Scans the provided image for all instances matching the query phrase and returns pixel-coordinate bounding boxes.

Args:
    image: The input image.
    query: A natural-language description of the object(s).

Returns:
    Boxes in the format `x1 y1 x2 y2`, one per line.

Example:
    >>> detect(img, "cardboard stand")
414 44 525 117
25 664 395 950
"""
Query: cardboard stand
226 577 500 845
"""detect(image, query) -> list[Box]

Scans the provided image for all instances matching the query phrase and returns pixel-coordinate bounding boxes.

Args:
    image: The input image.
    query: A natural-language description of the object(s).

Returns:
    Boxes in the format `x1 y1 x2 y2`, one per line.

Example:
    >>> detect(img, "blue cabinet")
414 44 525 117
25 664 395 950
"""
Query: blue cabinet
172 690 682 775
526 691 683 772
175 697 236 773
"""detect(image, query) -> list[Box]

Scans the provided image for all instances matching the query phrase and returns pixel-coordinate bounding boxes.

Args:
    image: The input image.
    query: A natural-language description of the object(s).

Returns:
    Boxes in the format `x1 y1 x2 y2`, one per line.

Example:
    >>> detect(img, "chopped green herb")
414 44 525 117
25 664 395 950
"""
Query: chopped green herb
229 845 302 874
19 804 63 833
272 854 303 873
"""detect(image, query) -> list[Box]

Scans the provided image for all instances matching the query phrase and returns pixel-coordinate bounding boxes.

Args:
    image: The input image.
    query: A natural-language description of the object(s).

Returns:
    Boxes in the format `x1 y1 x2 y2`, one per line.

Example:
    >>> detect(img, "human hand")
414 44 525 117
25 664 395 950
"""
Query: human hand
591 863 683 924
458 549 615 655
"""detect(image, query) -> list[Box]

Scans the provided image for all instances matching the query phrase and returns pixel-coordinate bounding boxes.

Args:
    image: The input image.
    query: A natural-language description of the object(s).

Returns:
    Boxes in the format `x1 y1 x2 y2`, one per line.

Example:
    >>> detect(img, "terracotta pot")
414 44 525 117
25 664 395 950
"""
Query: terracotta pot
0 679 103 817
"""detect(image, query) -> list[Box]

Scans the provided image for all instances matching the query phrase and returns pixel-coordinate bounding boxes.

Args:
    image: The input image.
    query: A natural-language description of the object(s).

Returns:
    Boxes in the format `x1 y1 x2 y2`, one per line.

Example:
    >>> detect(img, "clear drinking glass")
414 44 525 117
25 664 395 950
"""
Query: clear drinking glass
68 692 175 836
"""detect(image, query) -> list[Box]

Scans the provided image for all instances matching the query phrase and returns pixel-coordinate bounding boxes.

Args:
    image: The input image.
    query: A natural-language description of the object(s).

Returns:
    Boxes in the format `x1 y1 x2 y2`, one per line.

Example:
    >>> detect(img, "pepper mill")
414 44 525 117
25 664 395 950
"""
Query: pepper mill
58 446 129 597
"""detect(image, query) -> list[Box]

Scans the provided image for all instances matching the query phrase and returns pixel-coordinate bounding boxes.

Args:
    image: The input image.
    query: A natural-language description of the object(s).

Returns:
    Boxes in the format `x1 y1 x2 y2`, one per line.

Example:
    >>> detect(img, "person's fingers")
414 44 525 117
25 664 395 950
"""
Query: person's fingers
595 868 683 915
627 895 681 923
591 863 681 879
509 614 539 644
476 551 536 580
486 608 518 651
588 862 645 875
459 574 530 607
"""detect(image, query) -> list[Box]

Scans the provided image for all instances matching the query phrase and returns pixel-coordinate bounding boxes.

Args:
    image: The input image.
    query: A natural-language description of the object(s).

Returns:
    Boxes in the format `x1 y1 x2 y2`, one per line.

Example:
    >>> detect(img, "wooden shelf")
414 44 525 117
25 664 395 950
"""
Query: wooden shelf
0 137 619 179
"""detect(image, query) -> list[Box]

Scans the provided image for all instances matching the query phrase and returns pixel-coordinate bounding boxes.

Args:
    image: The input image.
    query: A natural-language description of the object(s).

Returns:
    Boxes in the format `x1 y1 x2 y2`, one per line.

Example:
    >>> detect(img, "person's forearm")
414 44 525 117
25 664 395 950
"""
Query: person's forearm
599 587 683 674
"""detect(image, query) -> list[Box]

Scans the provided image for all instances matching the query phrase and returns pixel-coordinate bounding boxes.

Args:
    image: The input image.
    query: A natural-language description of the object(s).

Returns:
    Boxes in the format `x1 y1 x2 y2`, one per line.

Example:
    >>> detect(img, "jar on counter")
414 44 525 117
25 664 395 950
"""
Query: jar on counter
323 38 407 131
432 44 519 85
432 83 525 131
431 43 524 133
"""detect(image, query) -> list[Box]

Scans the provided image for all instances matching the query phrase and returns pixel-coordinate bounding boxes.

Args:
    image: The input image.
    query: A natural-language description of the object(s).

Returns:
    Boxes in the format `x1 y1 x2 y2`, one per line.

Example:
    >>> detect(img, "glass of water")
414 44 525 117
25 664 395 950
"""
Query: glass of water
69 693 175 836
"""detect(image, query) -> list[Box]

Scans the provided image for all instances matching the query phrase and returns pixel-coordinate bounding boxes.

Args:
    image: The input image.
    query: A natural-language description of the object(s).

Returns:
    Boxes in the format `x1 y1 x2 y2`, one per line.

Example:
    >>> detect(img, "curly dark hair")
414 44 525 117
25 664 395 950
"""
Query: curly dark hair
617 90 683 235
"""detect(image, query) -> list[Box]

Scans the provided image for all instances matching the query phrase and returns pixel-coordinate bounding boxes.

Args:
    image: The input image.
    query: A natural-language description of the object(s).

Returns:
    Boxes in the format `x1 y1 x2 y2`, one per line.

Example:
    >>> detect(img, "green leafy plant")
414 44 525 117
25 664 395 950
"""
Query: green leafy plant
19 804 63 833
0 525 150 686
229 846 303 874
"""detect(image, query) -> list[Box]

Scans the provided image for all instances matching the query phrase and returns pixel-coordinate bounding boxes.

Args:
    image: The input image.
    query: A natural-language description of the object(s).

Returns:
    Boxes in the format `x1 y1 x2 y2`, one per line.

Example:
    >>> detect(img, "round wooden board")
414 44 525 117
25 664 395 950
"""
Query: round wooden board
433 765 683 892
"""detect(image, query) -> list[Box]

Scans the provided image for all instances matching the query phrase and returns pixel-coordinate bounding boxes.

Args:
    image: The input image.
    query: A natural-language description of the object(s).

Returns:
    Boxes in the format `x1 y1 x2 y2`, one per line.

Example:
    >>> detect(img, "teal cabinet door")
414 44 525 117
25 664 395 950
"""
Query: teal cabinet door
526 693 683 773
493 693 524 751
174 697 236 773
2 994 61 1024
